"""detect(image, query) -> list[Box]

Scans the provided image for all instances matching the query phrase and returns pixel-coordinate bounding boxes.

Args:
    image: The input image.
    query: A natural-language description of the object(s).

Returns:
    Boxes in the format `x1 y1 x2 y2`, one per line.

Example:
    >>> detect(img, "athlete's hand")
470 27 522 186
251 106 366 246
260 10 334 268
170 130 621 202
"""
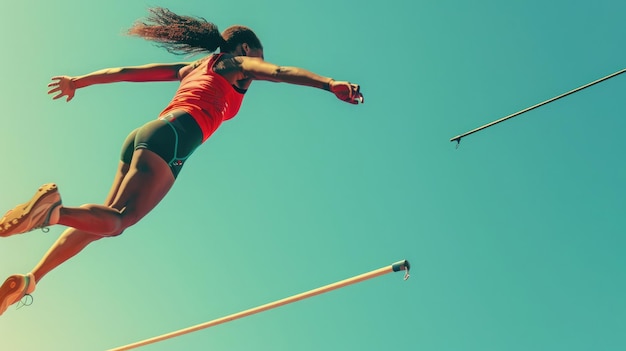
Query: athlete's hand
330 80 364 104
48 76 77 102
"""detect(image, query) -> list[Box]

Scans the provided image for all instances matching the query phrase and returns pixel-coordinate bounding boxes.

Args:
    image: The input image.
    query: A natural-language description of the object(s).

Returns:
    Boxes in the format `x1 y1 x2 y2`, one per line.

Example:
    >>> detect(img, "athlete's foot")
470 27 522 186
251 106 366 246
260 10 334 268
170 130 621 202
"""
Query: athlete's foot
0 273 36 316
0 183 62 237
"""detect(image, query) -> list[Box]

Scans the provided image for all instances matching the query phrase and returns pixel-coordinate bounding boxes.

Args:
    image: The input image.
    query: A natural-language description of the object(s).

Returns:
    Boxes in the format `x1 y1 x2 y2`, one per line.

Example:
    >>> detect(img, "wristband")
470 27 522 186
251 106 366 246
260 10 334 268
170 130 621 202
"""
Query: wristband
323 79 334 91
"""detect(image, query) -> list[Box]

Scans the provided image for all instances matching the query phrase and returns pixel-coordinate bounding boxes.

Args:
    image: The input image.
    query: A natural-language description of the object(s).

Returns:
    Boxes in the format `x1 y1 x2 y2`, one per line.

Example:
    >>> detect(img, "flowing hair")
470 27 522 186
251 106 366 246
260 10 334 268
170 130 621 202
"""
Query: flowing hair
127 7 262 55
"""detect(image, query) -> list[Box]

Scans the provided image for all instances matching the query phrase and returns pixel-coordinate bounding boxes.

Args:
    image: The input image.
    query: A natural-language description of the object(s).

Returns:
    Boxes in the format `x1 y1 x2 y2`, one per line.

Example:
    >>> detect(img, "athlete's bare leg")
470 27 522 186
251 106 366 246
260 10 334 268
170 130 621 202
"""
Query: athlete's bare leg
31 149 175 283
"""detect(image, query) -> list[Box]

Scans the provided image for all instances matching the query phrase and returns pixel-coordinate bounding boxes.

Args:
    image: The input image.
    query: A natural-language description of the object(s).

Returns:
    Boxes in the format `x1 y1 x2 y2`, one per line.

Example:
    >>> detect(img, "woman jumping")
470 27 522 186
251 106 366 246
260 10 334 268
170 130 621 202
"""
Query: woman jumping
0 7 363 316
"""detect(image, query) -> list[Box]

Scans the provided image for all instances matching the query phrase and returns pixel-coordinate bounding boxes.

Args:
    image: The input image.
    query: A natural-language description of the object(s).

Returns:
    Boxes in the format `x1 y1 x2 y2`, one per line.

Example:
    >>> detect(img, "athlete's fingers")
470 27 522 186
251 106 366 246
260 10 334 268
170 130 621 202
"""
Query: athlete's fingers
351 85 357 101
47 86 61 95
357 92 364 104
331 81 363 104
347 84 361 104
52 91 72 100
354 85 363 104
52 92 67 100
344 95 358 105
52 92 73 102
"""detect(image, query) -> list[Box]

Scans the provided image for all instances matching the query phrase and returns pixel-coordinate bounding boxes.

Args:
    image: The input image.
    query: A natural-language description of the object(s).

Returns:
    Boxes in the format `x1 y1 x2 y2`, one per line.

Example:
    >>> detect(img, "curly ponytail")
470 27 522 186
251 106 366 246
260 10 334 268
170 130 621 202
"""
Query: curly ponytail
127 7 225 55
127 8 263 56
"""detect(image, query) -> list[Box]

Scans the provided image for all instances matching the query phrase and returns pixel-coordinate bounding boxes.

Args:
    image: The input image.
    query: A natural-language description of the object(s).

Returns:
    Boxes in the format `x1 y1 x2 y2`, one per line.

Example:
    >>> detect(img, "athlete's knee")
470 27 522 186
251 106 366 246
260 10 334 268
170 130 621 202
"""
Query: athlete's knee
119 213 142 233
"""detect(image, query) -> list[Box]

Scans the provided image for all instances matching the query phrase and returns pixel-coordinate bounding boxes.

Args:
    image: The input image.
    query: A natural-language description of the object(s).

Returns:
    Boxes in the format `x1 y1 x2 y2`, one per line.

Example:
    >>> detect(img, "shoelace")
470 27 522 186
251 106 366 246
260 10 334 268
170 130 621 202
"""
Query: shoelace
16 294 34 310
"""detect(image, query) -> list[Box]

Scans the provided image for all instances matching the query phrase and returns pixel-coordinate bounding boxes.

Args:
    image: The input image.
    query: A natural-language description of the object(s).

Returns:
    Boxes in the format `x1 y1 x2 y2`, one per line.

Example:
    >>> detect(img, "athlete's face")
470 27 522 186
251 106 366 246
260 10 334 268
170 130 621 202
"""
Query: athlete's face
237 43 264 60
247 48 264 59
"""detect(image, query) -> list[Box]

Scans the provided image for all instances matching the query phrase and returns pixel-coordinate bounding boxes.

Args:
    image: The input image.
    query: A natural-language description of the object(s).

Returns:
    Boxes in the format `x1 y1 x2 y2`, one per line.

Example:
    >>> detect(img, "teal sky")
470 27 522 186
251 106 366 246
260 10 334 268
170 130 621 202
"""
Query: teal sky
1 0 625 350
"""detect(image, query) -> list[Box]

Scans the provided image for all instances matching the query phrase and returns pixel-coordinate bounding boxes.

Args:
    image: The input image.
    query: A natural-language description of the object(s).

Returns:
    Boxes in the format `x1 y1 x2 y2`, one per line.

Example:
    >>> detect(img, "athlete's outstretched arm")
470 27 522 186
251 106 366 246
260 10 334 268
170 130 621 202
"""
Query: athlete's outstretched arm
47 62 190 102
239 57 364 104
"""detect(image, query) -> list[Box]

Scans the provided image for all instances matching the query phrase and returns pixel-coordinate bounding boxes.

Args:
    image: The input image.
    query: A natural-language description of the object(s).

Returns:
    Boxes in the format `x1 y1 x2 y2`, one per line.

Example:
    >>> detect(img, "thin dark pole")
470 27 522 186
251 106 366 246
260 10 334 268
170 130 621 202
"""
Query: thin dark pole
450 68 626 145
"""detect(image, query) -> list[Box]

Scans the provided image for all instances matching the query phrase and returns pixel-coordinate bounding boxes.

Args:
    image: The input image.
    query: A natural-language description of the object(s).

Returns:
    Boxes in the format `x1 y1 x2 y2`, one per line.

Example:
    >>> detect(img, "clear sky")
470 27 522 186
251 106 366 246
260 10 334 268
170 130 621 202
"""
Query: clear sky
1 0 624 350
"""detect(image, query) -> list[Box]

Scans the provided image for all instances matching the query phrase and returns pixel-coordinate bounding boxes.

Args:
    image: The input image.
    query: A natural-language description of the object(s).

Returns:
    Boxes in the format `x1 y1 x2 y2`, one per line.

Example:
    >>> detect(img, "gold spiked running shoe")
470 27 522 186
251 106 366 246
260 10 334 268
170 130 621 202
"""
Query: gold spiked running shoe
0 183 62 237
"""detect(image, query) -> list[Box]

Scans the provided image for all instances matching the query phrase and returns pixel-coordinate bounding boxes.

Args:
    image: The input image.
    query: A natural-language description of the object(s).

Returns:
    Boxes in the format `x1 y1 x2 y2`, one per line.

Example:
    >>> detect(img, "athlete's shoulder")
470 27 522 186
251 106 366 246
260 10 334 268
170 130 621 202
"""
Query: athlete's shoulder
213 53 247 74
178 56 212 79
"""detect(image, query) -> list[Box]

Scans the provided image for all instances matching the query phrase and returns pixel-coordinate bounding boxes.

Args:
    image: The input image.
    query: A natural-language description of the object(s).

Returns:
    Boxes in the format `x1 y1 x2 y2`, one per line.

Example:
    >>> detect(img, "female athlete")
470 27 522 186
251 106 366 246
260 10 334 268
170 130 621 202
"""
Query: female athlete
0 7 363 315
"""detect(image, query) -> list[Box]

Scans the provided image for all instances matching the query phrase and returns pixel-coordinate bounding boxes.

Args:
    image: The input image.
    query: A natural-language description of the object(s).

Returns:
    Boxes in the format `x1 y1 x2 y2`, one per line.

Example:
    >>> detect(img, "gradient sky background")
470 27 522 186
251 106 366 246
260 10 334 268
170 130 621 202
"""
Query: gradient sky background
1 0 625 350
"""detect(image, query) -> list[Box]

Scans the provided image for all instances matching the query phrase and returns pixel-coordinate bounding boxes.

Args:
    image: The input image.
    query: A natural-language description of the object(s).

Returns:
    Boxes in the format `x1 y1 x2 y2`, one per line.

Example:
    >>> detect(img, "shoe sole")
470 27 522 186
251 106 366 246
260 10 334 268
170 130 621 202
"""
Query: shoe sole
0 184 62 236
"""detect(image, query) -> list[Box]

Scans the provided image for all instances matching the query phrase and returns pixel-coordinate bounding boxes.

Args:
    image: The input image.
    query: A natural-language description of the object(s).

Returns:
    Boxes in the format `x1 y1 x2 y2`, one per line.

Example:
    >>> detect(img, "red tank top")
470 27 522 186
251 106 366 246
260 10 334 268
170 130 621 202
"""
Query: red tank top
159 53 245 142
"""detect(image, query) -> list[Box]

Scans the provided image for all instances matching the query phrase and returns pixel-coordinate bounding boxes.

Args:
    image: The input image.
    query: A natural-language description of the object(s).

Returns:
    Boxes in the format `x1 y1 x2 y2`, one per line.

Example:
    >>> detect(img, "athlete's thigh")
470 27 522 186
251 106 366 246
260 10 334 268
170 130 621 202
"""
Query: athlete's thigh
102 128 138 207
103 162 130 207
110 148 175 229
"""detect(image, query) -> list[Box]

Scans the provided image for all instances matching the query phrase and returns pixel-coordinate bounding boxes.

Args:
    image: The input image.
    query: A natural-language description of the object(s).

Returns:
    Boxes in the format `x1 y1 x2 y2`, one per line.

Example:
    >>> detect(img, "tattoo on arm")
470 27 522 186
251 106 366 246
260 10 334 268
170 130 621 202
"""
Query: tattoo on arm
215 57 242 73
272 66 291 78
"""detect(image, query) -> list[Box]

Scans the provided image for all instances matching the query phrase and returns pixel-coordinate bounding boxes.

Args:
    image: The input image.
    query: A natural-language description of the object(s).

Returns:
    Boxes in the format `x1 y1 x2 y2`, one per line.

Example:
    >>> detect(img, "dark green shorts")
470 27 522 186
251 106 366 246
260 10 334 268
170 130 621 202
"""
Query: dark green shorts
121 111 203 178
